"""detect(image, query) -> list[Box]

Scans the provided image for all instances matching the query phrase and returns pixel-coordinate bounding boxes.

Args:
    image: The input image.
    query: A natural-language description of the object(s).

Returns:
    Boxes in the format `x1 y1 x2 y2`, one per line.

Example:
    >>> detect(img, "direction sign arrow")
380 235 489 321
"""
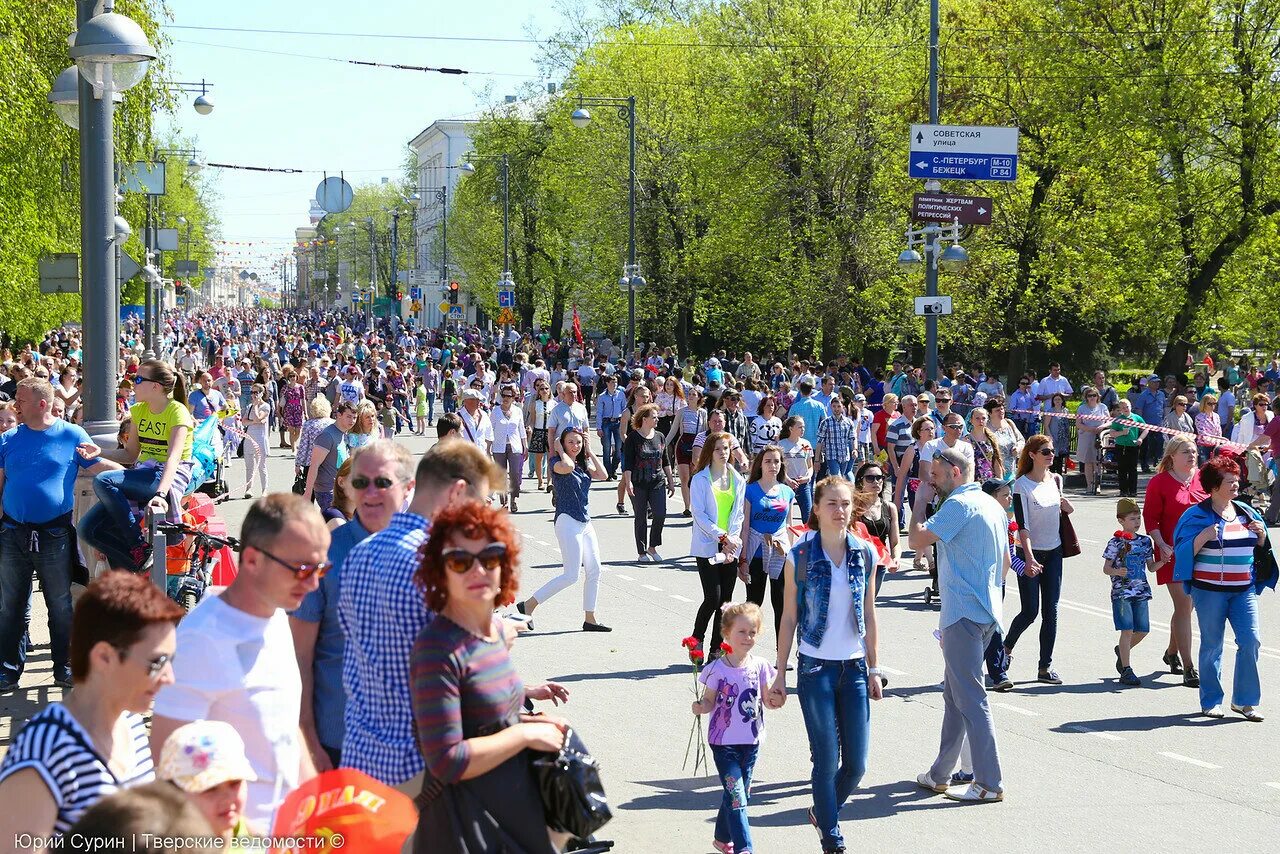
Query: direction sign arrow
911 193 993 225
909 124 1020 182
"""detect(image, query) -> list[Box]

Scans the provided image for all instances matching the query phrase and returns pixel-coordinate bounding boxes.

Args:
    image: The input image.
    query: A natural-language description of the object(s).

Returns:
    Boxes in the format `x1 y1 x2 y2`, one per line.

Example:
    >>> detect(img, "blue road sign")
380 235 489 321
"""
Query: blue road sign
410 287 422 300
909 153 1018 181
448 305 464 319
909 124 1019 182
497 290 514 308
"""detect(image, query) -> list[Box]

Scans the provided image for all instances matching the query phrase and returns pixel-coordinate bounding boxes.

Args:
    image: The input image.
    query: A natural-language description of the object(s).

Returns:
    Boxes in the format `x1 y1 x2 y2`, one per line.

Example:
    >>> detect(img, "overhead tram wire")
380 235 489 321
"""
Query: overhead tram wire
166 23 930 51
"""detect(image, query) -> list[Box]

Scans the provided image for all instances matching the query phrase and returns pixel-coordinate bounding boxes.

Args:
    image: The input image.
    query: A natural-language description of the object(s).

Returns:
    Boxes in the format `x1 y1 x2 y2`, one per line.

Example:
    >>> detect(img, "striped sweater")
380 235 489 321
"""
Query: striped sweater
1191 512 1258 592
411 615 525 784
0 703 153 836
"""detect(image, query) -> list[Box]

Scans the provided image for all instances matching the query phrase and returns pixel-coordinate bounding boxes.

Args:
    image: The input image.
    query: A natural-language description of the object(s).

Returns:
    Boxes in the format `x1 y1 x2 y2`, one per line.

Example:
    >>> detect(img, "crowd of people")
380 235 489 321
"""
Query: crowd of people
0 310 1275 852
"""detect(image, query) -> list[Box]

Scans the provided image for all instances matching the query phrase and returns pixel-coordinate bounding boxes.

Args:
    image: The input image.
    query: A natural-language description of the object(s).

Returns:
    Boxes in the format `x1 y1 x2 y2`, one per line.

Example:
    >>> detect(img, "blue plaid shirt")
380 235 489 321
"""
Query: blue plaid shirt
816 415 856 462
337 511 433 785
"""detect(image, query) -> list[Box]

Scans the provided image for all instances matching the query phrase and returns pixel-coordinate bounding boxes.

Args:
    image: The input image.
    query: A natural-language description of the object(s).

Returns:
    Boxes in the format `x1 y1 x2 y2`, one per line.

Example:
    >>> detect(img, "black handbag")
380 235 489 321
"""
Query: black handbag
531 727 612 838
291 469 307 496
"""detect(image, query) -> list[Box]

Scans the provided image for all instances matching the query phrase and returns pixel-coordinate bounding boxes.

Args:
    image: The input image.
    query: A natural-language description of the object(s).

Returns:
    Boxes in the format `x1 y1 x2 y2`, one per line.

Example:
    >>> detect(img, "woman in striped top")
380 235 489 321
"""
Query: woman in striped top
0 572 182 840
1172 456 1271 722
410 501 571 854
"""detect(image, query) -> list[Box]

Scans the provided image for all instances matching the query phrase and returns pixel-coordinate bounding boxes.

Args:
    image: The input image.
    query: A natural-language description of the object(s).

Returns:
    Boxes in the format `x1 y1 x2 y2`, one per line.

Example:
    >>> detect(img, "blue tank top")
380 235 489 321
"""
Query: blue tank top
553 466 592 523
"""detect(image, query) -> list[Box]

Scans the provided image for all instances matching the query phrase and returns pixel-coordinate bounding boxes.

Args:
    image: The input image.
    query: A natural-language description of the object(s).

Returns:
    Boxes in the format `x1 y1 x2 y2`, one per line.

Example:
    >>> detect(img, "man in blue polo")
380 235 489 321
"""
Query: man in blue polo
1135 375 1166 472
909 446 1009 803
0 378 118 690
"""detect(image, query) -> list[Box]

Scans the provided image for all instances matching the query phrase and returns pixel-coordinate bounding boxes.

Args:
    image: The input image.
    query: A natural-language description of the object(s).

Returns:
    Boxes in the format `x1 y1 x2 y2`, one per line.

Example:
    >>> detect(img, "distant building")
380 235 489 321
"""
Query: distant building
408 115 477 328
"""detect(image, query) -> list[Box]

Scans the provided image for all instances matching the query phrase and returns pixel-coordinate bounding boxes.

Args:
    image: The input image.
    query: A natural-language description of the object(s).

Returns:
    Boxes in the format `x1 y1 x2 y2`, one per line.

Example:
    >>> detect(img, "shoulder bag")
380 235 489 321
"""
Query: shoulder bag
531 726 612 839
1055 474 1082 558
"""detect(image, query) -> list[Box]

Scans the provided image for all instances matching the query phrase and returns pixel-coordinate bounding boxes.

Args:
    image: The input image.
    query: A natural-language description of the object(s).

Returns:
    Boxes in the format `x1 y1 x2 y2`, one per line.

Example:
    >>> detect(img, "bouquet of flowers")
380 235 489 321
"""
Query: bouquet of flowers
681 636 710 776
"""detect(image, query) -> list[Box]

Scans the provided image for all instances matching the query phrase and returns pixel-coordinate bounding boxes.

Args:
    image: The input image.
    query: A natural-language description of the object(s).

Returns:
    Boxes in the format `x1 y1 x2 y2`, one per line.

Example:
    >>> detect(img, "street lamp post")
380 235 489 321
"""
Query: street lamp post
63 2 156 442
460 153 513 349
410 186 450 328
571 96 644 358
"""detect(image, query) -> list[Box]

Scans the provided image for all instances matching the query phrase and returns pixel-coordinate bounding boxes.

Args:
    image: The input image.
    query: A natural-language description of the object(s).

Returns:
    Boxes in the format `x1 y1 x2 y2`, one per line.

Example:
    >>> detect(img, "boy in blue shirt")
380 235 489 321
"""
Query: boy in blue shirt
1102 498 1165 686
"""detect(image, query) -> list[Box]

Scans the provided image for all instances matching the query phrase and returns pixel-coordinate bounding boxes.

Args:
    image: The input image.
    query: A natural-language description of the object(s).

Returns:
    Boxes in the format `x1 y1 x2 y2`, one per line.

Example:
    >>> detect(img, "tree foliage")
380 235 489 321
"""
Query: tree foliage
0 1 218 342
444 0 1280 374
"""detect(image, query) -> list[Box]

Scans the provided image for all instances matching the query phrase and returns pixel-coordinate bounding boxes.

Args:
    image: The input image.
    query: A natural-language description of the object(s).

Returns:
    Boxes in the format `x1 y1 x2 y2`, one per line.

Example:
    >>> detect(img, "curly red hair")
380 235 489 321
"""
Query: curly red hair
415 500 521 612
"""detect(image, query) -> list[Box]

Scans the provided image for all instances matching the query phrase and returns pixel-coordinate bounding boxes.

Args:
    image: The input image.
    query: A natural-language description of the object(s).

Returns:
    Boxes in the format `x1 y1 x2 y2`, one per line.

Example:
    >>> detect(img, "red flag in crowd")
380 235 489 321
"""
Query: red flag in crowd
271 768 416 853
572 305 584 347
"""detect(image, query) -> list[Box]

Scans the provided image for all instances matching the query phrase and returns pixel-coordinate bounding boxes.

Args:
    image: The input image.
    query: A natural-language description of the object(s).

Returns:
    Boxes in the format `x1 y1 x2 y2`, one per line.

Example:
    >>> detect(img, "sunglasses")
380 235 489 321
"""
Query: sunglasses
253 546 332 580
441 543 508 574
1037 447 1055 456
1019 382 1030 387
861 473 885 482
135 375 160 386
116 648 175 679
944 423 963 430
351 475 398 491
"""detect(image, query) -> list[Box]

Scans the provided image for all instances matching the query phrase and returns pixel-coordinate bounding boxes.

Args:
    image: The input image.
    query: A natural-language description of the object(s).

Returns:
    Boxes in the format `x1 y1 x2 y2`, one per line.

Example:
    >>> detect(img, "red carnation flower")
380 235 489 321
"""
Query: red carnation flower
719 643 734 655
690 649 705 662
681 636 700 650
1114 530 1135 541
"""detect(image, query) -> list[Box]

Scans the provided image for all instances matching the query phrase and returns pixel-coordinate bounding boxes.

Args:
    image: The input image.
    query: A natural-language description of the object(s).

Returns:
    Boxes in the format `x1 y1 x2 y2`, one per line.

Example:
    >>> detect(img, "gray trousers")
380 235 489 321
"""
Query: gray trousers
929 618 1003 793
492 449 524 498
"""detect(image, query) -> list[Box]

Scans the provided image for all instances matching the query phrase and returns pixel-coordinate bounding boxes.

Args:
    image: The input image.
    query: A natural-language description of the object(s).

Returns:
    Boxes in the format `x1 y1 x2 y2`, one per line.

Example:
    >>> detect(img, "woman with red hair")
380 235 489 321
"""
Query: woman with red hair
1172 455 1271 721
409 501 571 853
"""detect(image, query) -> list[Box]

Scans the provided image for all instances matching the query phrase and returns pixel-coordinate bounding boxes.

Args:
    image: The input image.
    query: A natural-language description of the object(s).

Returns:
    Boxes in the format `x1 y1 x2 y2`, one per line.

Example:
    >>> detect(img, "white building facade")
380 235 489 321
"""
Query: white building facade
408 117 476 328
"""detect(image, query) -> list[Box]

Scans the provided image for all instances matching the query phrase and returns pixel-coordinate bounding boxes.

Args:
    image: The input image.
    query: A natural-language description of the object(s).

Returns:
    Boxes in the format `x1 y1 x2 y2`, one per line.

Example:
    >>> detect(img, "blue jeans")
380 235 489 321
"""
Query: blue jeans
825 459 853 480
1004 546 1064 670
794 478 813 526
426 391 436 422
81 467 165 570
0 525 74 680
709 744 759 851
1188 585 1261 709
600 420 622 477
797 654 870 852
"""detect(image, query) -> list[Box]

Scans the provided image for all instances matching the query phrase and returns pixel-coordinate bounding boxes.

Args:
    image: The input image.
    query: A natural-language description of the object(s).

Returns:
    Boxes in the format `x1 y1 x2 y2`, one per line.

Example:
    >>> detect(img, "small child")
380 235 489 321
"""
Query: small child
692 603 775 854
1102 497 1165 686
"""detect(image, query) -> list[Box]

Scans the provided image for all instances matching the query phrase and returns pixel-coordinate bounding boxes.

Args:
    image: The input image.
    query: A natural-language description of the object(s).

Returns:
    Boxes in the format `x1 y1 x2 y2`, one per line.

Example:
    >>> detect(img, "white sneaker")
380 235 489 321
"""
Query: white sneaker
943 783 1003 802
1202 706 1226 719
636 554 651 564
648 549 663 562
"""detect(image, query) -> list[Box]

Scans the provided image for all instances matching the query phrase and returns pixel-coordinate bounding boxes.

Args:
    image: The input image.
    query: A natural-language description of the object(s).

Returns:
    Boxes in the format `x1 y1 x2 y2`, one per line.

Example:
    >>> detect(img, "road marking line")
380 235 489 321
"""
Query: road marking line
1160 751 1220 769
670 594 694 603
1265 782 1280 791
535 540 552 547
642 584 662 592
992 702 1039 717
616 574 635 581
878 665 908 676
1060 597 1280 661
1065 724 1124 742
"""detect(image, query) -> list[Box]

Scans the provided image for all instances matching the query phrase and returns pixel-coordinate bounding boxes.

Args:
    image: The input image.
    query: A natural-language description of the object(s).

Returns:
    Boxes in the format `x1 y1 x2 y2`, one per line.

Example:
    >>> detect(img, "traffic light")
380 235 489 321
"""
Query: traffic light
396 290 404 301
448 280 459 305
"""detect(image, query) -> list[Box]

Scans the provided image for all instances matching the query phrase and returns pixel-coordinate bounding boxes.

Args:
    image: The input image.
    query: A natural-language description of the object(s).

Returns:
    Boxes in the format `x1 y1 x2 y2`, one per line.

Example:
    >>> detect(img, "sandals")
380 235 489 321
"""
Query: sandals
1231 704 1264 722
1162 651 1184 675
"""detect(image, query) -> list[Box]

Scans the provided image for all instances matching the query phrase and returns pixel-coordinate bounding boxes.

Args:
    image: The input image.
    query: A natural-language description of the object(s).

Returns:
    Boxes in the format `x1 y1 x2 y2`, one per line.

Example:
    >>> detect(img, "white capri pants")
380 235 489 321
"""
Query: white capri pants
243 423 270 493
533 513 602 612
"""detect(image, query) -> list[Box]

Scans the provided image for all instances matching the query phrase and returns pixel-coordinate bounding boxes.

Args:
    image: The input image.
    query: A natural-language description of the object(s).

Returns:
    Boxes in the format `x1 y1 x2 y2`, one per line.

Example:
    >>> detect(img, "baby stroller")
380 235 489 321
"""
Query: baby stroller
191 416 229 501
1240 448 1274 516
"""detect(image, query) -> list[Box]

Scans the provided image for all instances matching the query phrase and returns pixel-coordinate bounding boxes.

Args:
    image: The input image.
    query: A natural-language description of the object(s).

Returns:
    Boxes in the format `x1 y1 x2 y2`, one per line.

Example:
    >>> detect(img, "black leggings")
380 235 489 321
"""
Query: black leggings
694 556 738 652
1114 445 1139 495
745 555 785 641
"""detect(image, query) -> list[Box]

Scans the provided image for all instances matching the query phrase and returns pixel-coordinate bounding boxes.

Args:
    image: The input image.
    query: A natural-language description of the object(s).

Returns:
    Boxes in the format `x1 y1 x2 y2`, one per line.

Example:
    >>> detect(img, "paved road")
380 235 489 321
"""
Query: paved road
4 432 1280 851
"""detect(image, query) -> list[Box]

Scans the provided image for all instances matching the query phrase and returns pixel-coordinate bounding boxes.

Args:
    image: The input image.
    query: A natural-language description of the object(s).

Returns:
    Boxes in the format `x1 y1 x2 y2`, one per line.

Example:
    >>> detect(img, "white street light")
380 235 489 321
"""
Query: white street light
113 215 132 240
187 157 203 173
192 92 214 115
897 248 923 273
70 11 157 95
459 161 476 175
570 107 592 128
938 243 970 273
48 65 120 129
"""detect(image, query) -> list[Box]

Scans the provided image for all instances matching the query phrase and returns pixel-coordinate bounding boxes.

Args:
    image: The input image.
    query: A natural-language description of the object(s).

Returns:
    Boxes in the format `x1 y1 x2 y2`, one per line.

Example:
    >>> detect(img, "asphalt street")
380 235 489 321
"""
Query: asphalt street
4 431 1280 852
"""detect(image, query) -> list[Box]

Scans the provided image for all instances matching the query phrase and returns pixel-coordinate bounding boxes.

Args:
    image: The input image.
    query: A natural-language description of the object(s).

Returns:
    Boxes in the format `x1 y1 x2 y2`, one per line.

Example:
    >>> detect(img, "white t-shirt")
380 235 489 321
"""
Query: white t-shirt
922 437 974 467
1012 474 1062 550
1037 375 1073 409
153 596 301 833
797 538 866 661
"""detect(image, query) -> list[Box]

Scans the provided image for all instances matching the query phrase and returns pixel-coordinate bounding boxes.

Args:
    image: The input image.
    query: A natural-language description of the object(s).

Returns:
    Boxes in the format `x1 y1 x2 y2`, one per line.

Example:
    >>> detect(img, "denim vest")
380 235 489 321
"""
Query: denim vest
792 533 868 649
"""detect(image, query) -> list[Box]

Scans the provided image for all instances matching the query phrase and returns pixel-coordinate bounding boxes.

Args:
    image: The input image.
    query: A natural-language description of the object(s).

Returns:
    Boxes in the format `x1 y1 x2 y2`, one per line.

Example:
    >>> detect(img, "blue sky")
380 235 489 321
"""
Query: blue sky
157 0 566 284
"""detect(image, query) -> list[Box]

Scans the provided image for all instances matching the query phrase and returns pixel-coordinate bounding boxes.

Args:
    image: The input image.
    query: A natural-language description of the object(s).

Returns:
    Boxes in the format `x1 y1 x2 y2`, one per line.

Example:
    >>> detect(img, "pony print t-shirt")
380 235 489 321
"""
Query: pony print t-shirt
697 654 777 746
